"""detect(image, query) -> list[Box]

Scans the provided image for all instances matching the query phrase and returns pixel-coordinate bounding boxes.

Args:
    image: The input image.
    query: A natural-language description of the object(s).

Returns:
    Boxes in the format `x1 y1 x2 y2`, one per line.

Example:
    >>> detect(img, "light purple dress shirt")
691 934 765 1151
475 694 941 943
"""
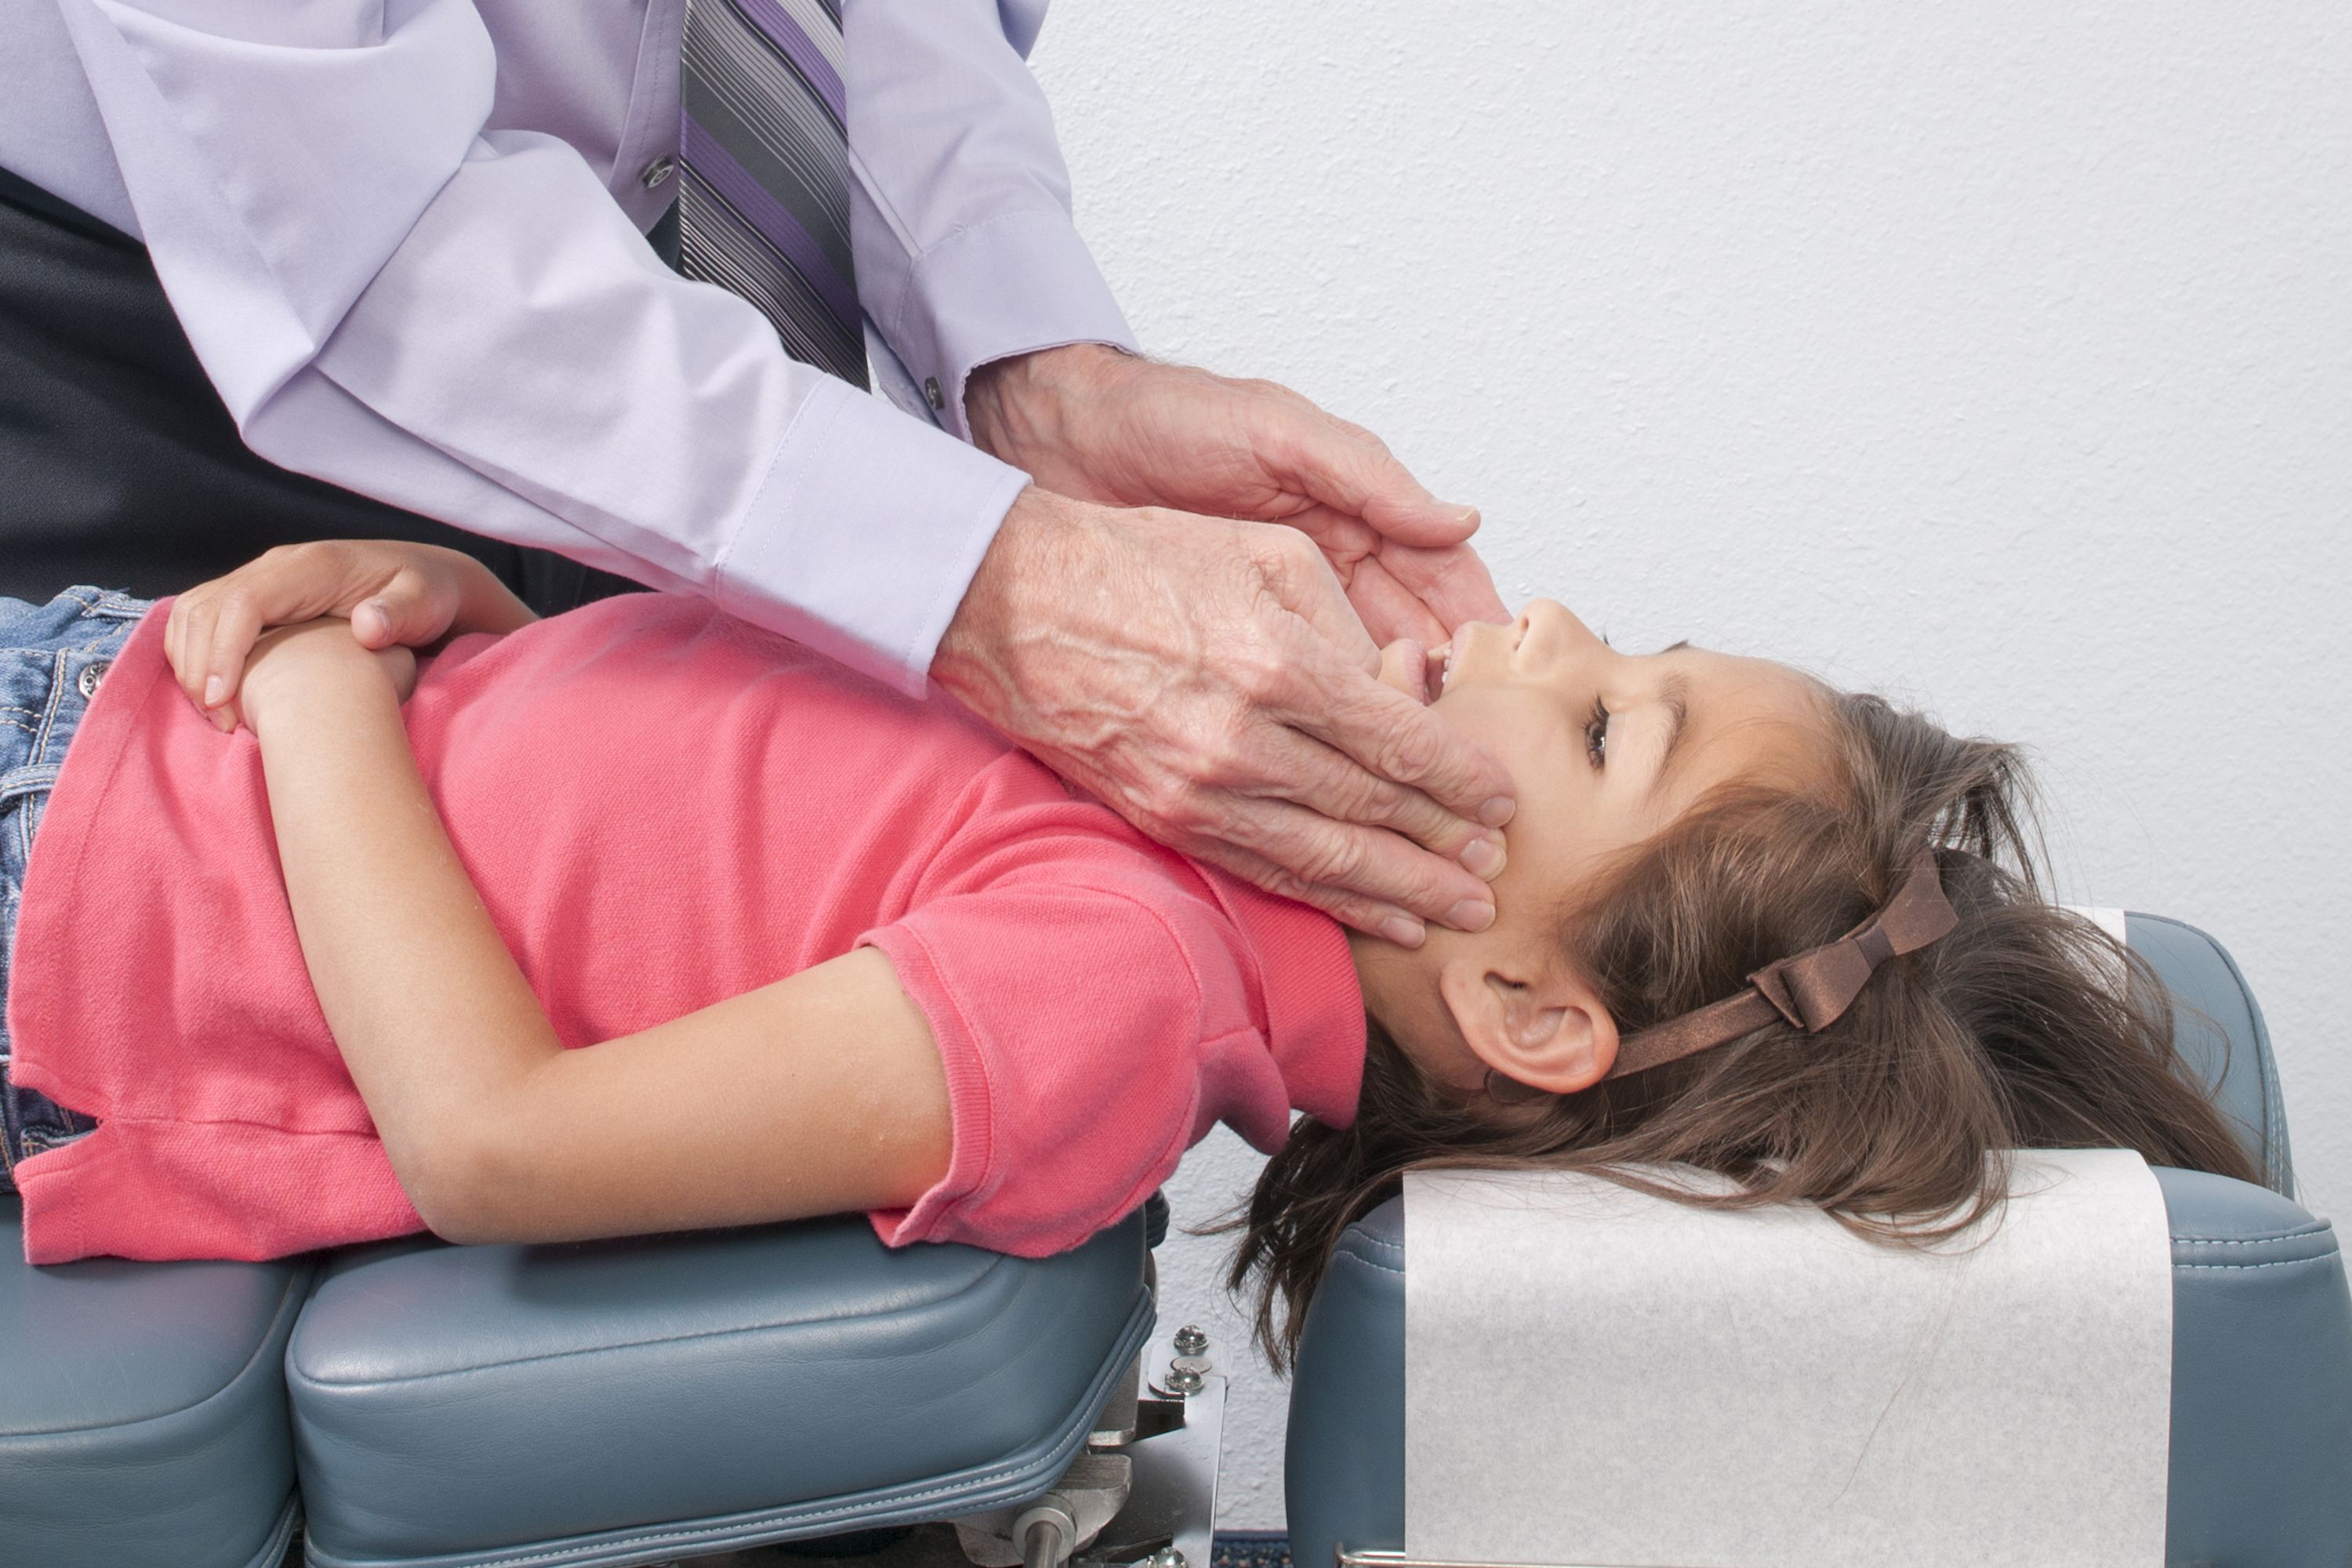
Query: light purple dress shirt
0 0 1136 693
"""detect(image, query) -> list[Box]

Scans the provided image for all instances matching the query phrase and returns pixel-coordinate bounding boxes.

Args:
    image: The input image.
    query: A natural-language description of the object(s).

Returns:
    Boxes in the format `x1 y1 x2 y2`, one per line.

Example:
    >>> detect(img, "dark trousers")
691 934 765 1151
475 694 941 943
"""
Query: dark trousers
0 165 645 618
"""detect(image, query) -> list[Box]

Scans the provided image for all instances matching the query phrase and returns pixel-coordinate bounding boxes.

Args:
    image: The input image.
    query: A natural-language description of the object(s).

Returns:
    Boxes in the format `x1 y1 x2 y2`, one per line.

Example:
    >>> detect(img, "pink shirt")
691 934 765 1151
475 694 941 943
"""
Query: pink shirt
8 597 1363 1265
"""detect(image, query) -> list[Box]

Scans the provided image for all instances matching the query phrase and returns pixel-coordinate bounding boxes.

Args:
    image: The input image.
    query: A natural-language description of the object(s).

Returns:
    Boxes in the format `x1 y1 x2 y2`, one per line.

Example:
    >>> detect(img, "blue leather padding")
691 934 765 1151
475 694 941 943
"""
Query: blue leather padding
2128 913 2294 1197
290 1210 1152 1568
1284 1196 1405 1568
1287 1176 2352 1568
0 1194 312 1568
2157 1166 2352 1568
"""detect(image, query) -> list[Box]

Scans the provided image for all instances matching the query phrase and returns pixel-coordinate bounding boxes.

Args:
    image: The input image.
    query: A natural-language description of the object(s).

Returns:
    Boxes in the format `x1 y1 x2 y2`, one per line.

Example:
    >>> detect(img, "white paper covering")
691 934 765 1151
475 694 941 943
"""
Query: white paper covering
1404 1149 2172 1568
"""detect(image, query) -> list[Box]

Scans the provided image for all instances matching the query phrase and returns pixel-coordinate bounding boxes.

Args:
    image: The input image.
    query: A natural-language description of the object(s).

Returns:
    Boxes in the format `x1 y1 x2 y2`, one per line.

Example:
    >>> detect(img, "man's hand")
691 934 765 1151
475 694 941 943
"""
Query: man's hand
964 345 1511 648
933 489 1514 946
165 541 536 731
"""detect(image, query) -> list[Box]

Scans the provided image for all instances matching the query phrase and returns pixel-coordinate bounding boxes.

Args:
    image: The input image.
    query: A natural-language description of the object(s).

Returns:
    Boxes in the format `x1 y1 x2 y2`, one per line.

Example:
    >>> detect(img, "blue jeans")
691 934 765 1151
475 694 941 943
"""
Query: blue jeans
1 587 151 1188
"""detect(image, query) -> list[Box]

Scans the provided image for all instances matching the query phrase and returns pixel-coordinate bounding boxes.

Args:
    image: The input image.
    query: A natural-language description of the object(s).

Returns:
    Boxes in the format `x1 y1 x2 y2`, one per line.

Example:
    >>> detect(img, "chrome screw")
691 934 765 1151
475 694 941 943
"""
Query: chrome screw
1171 1324 1207 1356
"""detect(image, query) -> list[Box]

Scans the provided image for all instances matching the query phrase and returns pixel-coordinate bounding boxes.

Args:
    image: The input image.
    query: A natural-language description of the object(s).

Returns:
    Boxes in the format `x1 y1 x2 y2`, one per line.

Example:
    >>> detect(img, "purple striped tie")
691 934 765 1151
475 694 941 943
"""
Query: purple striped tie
673 0 867 385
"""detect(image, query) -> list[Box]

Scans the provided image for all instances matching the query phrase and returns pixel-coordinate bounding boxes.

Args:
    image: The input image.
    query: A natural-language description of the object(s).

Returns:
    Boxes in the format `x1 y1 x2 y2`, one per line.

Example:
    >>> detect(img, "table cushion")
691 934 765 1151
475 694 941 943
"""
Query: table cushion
291 1210 1152 1568
0 1194 308 1568
2128 913 2293 1195
1287 1171 2352 1568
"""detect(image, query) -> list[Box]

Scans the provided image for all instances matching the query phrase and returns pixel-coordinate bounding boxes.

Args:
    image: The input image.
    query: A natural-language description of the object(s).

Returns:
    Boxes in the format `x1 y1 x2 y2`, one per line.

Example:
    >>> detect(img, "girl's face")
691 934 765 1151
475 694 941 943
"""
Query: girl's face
1352 601 1831 1098
1431 600 1829 902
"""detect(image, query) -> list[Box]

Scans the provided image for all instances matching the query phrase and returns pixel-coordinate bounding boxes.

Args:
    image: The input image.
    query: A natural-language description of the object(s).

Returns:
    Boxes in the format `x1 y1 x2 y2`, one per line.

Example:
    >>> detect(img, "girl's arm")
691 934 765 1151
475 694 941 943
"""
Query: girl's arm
238 620 953 1244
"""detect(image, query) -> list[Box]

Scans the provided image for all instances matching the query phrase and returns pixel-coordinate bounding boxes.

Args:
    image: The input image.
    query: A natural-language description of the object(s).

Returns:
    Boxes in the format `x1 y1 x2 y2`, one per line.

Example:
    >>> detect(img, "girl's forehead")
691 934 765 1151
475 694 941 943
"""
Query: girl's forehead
1668 654 1839 787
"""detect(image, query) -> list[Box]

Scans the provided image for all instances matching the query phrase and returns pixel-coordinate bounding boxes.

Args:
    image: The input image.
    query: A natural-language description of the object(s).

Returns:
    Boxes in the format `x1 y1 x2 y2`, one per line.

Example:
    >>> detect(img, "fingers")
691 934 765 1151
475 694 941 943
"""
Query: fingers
1251 525 1383 677
349 568 463 651
162 543 477 726
1345 560 1453 649
1372 539 1511 633
1248 396 1483 550
1283 649 1515 833
1117 682 1509 930
1374 639 1429 701
1257 746 1505 916
167 544 354 718
1167 628 1511 925
1171 831 1446 948
1164 779 1501 944
167 579 279 731
1215 391 1499 641
938 494 1514 933
1161 515 1517 921
1249 529 1515 833
369 643 422 705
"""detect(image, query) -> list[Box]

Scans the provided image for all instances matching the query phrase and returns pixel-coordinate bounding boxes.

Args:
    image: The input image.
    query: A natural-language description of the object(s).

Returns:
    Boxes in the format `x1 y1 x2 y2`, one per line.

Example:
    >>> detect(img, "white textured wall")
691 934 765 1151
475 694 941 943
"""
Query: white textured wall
1027 2 2352 1532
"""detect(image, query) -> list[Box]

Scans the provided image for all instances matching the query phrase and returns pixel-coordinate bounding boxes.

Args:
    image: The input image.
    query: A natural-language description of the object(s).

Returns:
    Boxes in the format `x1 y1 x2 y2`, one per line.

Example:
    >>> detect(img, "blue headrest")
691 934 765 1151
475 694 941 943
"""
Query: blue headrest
2125 913 2292 1194
1283 912 2350 1568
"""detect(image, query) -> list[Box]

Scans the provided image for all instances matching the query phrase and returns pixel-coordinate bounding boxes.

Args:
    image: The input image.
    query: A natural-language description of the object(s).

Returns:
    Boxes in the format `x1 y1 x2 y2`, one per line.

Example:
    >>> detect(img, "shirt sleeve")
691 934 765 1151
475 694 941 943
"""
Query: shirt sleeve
859 866 1298 1259
39 0 1031 694
846 0 1142 441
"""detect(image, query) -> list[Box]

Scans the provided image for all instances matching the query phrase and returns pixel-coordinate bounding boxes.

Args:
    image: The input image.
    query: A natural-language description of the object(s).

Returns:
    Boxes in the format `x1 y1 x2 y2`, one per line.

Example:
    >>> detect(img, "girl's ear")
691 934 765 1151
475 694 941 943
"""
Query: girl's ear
1436 954 1619 1095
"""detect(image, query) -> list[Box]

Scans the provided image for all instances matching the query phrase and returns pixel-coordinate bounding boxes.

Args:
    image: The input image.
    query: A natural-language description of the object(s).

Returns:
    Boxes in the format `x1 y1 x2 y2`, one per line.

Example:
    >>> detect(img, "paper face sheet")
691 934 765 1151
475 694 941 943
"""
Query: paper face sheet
1404 1150 2172 1568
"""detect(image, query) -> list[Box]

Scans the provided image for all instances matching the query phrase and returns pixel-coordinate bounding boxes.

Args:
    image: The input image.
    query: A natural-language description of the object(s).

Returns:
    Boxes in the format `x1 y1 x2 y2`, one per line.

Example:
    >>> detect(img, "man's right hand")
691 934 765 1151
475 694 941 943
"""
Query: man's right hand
165 541 538 731
931 489 1515 946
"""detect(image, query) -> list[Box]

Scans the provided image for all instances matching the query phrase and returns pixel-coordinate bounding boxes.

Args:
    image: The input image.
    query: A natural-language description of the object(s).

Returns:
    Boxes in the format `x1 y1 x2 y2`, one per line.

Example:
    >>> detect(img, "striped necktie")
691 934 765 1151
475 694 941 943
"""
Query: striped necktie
673 0 869 386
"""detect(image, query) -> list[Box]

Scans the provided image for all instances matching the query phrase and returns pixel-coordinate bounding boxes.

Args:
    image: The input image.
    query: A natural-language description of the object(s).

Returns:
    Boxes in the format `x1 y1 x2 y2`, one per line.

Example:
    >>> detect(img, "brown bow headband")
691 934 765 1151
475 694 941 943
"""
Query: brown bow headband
1604 847 1962 1080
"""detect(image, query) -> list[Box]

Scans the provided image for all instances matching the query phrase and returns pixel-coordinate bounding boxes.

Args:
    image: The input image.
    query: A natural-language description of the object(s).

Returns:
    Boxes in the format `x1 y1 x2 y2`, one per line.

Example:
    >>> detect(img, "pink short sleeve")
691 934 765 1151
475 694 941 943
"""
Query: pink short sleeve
861 863 1298 1259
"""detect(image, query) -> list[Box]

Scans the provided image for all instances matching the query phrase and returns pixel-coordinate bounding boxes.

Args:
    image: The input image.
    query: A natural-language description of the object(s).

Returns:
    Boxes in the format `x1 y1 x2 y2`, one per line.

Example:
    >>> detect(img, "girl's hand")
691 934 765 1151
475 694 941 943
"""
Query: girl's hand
236 619 419 739
166 541 535 732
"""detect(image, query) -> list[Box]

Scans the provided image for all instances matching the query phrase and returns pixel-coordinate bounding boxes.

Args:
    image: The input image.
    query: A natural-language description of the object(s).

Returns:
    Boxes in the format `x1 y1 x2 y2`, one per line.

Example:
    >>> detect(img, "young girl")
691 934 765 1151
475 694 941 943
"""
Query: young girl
0 543 2252 1359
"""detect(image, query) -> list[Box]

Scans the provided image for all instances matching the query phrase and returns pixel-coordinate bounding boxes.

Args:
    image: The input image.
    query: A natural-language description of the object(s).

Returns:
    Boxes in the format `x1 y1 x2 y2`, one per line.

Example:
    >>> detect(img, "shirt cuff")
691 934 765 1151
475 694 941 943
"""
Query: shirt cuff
713 378 1029 695
875 207 1139 441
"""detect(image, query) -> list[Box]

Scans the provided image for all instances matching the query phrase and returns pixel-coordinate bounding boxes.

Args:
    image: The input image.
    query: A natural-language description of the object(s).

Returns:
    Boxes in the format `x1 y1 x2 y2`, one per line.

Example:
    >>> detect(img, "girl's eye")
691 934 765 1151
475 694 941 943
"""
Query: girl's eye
1586 701 1611 767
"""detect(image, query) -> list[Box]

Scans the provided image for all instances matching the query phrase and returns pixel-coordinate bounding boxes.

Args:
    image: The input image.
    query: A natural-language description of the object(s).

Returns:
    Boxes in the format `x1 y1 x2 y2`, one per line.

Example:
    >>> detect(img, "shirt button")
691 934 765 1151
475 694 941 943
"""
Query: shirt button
924 376 945 411
640 155 676 190
78 660 109 699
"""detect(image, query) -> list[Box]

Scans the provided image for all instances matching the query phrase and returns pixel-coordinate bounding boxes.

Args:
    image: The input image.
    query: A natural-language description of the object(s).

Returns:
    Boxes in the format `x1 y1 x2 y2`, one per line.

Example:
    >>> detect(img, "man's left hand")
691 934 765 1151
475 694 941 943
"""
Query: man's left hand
964 345 1509 647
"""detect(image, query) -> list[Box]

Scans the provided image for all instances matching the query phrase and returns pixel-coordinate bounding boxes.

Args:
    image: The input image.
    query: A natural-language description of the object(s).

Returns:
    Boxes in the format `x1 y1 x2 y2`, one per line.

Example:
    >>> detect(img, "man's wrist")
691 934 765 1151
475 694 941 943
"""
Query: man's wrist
964 344 1135 466
935 486 1077 680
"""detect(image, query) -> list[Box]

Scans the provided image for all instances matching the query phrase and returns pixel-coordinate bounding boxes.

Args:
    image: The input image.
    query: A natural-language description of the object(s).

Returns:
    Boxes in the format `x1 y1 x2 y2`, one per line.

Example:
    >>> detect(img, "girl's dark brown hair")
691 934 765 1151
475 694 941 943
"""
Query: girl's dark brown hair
1230 691 2259 1369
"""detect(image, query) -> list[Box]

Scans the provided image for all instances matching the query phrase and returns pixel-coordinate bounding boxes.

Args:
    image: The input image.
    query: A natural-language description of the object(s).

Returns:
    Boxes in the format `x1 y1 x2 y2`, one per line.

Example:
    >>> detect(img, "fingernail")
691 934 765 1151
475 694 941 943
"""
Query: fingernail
1478 796 1516 828
1449 503 1480 526
1445 898 1496 933
1460 837 1506 879
1379 915 1426 949
203 675 225 708
212 708 235 734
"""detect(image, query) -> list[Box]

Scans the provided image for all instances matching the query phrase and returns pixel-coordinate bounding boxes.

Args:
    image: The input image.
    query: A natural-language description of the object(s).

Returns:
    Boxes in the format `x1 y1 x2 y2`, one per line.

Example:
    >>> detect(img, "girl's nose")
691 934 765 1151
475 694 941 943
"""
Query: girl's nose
1519 598 1609 658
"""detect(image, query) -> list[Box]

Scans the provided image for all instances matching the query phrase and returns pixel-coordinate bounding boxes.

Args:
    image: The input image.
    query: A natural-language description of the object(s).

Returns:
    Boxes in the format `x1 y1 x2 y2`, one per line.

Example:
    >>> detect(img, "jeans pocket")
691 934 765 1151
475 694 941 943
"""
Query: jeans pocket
1 763 61 894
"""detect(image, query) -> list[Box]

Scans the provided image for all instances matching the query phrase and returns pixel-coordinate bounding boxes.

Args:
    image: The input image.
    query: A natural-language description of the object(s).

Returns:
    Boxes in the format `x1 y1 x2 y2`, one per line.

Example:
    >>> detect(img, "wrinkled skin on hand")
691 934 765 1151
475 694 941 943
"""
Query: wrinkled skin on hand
963 345 1512 646
933 490 1514 946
